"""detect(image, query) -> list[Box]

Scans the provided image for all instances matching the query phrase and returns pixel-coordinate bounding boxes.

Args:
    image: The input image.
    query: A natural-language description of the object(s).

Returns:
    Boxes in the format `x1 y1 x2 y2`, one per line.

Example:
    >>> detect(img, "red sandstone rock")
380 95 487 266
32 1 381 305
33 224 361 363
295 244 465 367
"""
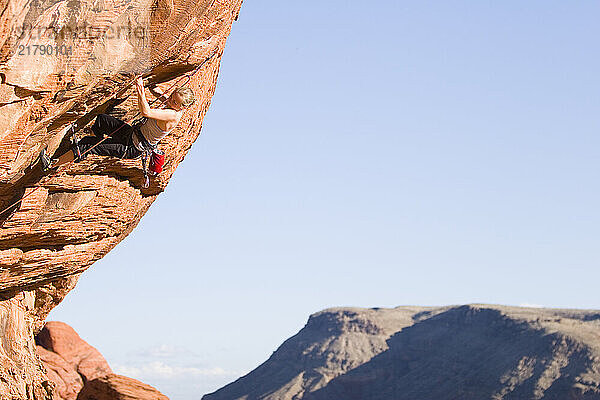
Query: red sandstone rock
36 321 112 382
36 345 83 400
0 291 54 399
0 0 243 398
36 321 170 399
0 0 244 294
77 373 170 400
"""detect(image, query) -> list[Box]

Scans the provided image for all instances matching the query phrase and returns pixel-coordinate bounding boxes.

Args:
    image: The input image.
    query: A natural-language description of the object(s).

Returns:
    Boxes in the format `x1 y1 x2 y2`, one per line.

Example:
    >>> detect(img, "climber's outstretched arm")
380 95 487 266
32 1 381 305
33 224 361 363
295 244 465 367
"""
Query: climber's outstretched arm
135 77 178 122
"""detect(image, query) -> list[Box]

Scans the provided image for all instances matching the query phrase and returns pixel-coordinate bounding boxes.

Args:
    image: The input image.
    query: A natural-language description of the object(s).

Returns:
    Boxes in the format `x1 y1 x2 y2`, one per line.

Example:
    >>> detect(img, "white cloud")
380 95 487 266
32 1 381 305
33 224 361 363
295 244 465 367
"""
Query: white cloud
132 344 191 359
114 361 237 380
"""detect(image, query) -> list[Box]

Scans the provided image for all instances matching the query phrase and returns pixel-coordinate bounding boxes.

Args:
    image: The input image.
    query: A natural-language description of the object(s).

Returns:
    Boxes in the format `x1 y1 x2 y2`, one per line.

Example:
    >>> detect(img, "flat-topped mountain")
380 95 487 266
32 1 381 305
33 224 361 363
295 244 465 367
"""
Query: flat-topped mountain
204 304 600 400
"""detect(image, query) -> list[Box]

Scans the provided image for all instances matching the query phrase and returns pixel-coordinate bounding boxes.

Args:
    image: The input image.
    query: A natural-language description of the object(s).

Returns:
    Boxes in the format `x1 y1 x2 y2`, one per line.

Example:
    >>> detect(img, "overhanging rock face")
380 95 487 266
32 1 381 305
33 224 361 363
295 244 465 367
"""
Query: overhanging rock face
0 0 243 398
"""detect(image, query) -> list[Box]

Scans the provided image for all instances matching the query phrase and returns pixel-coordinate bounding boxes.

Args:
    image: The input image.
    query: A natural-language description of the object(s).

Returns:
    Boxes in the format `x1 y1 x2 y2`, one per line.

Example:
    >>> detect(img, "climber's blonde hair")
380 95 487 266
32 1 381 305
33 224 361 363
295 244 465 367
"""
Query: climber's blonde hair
174 87 195 108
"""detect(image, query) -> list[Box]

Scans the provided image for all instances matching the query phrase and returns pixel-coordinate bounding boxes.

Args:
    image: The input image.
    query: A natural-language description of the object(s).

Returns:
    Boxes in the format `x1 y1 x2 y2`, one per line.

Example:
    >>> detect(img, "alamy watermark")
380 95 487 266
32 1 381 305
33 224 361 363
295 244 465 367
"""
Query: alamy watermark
11 21 147 42
6 18 151 74
11 22 148 59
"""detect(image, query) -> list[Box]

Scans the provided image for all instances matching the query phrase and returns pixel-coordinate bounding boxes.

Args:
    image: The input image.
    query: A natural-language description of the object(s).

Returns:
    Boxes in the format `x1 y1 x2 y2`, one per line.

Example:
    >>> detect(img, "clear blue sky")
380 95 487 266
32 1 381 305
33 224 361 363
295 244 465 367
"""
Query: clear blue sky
49 1 600 398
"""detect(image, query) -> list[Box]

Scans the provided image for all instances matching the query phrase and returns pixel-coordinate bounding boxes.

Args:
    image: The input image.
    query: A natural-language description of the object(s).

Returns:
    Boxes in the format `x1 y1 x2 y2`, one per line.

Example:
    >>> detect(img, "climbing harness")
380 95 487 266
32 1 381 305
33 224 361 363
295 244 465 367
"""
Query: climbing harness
0 48 219 218
132 122 165 188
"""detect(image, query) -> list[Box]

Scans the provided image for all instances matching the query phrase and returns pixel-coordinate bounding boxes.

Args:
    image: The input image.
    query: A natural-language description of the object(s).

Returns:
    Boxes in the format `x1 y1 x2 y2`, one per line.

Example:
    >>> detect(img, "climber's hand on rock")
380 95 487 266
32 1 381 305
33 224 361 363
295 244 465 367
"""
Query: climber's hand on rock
135 76 144 92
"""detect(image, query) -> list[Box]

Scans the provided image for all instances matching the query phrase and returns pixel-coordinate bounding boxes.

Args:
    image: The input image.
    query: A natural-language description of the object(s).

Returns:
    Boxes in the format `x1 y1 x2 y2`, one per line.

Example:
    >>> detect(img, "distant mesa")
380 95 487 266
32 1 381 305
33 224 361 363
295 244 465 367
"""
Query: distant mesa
203 304 600 400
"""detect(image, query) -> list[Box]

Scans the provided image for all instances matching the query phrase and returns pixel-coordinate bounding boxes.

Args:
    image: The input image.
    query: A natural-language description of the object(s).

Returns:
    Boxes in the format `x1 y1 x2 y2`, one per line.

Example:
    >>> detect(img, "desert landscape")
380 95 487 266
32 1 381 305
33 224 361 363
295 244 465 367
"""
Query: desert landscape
1 1 598 399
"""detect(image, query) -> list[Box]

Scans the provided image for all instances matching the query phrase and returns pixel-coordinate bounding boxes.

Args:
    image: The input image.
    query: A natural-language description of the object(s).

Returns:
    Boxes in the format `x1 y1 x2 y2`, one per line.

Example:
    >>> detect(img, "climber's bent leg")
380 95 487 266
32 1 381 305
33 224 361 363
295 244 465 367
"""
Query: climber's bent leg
51 126 140 169
78 135 141 159
91 114 131 139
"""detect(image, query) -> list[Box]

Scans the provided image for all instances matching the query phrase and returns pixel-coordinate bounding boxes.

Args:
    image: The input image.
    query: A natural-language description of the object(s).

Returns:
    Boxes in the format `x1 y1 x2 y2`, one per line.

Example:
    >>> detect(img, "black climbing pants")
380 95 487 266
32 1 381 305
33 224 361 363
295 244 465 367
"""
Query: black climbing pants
78 114 142 159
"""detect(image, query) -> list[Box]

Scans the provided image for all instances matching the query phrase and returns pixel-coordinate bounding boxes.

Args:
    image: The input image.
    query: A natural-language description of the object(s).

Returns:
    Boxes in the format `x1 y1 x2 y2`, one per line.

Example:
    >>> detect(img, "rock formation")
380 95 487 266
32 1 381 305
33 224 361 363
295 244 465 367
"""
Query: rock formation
203 304 600 400
36 321 167 400
0 0 243 397
36 321 112 398
76 374 169 400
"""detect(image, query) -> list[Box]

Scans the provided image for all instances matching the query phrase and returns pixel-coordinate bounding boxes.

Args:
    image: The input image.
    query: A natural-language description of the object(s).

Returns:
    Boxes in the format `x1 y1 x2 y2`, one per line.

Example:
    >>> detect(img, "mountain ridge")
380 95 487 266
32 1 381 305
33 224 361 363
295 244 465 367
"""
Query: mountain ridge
204 304 600 400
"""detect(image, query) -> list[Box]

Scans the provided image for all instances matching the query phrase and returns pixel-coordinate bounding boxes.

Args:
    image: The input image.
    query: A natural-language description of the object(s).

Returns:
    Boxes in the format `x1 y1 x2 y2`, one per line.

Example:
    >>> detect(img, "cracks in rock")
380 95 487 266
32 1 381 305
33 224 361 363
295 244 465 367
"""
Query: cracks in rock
0 79 45 108
0 152 154 229
0 289 20 301
0 169 37 227
8 244 67 253
0 270 82 297
2 82 49 97
0 233 121 294
148 63 198 86
0 226 74 250
13 86 46 100
65 167 159 198
0 99 27 107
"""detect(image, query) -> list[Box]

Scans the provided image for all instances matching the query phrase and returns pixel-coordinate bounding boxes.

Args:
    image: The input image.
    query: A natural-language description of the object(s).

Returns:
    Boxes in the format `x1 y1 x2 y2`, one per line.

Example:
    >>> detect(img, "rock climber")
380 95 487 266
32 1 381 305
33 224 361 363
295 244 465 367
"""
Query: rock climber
39 77 195 171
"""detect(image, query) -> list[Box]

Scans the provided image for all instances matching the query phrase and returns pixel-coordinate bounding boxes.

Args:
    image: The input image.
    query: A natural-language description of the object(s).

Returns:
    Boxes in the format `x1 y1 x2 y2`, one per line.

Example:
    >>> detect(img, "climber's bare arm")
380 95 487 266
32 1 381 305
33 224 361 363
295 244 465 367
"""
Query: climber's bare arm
135 77 178 122
141 107 179 122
